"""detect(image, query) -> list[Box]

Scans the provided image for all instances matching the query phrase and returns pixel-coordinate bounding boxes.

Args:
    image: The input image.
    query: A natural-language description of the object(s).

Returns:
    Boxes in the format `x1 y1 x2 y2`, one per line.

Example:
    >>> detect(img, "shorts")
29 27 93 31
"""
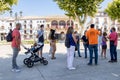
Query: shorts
38 42 44 51
102 45 107 49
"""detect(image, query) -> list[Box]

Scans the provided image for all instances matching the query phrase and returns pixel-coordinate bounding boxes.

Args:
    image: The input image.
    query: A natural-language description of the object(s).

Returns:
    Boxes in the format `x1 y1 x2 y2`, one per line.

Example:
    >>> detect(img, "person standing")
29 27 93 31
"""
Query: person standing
86 24 100 65
108 27 118 62
36 25 44 58
11 23 21 72
48 29 56 59
74 31 82 57
98 29 102 55
81 30 89 58
101 32 107 58
66 27 77 70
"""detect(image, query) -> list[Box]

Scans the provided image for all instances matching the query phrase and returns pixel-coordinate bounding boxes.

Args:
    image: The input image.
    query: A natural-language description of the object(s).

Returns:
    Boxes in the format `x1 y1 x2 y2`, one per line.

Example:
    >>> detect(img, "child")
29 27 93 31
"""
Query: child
101 32 107 58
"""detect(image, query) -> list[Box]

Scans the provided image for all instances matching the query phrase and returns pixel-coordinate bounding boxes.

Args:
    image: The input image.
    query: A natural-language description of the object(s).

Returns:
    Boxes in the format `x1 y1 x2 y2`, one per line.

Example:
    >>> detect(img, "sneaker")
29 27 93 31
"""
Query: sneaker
87 63 92 65
79 55 82 57
12 69 16 72
51 57 56 60
12 69 21 72
113 60 117 62
68 67 76 70
108 60 114 63
15 69 21 72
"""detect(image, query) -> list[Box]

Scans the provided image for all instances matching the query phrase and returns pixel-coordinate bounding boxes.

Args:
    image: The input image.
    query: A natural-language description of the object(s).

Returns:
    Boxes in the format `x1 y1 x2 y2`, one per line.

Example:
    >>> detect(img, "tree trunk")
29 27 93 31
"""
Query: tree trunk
74 11 87 34
76 15 84 34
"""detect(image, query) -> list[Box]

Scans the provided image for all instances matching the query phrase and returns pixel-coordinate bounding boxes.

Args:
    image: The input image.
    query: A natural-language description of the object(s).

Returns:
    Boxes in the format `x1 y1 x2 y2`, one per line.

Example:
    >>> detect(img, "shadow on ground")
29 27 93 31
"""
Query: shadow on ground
0 48 120 80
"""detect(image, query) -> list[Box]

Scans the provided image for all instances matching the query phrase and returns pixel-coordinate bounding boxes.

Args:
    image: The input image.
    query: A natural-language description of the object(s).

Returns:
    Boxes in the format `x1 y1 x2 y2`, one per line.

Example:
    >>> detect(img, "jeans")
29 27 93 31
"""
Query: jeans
98 43 101 55
83 43 89 58
74 44 81 57
67 46 75 68
12 47 19 69
89 44 98 64
110 42 117 61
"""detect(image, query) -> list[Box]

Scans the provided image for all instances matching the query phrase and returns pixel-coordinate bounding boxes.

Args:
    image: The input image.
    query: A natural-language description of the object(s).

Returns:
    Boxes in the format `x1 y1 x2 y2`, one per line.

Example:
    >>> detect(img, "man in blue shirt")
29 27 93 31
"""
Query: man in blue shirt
36 25 44 58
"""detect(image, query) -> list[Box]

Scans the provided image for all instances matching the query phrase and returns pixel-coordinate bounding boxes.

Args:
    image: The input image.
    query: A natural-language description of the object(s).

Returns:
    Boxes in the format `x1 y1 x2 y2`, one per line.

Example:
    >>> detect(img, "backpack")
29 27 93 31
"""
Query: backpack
6 30 13 42
65 34 70 48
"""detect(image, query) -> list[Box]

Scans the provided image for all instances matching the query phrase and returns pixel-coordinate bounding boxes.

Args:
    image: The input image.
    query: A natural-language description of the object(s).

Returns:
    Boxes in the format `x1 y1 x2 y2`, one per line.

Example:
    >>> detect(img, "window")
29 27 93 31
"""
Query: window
37 21 39 23
30 30 32 34
24 25 26 29
30 20 32 23
24 20 27 23
30 24 32 29
24 30 26 34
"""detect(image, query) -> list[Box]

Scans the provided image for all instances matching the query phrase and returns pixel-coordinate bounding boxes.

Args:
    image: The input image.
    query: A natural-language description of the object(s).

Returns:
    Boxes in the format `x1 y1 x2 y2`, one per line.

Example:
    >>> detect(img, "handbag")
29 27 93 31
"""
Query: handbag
65 35 70 48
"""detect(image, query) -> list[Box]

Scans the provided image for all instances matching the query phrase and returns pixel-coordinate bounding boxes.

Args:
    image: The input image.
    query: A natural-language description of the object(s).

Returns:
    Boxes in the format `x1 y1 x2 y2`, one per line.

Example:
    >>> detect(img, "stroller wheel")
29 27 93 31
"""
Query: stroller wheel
43 60 48 65
27 60 34 68
40 59 44 63
23 58 29 65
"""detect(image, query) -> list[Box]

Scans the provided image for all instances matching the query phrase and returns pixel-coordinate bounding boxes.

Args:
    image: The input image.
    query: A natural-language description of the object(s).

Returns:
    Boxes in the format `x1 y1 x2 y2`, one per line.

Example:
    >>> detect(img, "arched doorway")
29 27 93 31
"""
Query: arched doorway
67 20 74 27
51 20 58 28
59 20 66 29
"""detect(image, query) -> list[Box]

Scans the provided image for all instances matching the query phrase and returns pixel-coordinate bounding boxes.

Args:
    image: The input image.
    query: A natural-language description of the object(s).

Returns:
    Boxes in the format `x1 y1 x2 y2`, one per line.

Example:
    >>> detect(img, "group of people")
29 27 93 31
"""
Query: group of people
10 23 118 72
66 24 118 70
11 23 57 72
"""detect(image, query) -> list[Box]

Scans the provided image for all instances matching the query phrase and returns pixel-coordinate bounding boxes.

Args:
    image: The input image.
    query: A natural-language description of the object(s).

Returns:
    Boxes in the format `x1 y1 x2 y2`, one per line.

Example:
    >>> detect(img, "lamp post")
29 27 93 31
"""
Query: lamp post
15 12 18 24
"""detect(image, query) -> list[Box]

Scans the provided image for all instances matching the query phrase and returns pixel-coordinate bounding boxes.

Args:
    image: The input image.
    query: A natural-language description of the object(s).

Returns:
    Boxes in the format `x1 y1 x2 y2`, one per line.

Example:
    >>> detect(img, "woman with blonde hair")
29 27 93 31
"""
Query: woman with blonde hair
65 27 77 70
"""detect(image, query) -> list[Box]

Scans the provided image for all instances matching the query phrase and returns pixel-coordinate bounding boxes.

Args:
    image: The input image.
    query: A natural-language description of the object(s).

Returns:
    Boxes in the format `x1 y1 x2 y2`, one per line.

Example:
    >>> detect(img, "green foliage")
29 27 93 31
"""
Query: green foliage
0 0 18 13
54 0 104 28
105 0 120 22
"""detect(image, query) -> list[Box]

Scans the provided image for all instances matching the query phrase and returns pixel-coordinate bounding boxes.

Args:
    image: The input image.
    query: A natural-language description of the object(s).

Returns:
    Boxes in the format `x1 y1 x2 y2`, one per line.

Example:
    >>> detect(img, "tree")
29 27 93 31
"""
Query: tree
54 0 104 32
105 0 120 22
0 0 18 13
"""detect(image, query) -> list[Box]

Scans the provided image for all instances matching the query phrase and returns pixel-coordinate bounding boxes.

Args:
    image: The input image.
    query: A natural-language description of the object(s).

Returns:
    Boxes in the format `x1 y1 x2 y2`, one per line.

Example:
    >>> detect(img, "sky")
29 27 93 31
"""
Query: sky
0 0 113 17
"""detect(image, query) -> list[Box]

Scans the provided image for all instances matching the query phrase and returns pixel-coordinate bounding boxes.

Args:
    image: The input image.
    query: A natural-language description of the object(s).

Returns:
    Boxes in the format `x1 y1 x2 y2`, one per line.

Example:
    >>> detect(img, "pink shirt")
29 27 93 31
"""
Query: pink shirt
109 32 118 46
11 28 21 48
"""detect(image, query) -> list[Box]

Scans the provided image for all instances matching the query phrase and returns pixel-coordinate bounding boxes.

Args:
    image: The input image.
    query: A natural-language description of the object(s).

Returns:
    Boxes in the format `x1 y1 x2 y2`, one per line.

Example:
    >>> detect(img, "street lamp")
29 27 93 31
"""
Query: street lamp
15 12 18 24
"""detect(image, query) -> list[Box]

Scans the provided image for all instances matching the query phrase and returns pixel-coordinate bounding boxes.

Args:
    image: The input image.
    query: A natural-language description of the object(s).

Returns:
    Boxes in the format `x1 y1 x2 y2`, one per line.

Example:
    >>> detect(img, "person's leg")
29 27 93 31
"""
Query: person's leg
77 44 81 57
101 48 104 58
74 51 76 57
69 46 75 68
104 49 106 58
84 44 87 58
94 44 98 65
67 48 70 68
51 41 56 59
98 43 100 55
49 43 52 55
12 47 19 69
88 45 93 65
109 44 114 62
38 48 43 58
114 45 117 62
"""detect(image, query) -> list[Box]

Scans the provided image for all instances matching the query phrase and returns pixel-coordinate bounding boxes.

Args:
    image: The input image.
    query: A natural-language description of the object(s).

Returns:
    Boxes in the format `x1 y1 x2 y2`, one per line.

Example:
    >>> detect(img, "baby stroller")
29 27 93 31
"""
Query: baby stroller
22 43 48 68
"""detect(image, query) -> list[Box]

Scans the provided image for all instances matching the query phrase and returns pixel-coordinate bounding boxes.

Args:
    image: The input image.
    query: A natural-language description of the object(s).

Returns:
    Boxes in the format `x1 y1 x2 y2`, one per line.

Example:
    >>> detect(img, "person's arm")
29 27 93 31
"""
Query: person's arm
86 31 88 40
36 31 39 38
72 33 77 44
97 30 100 35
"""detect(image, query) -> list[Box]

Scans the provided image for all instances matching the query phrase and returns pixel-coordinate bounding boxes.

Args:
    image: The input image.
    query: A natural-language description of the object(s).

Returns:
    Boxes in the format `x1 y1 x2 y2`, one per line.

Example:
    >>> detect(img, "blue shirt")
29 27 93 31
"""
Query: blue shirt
37 30 44 43
68 34 76 46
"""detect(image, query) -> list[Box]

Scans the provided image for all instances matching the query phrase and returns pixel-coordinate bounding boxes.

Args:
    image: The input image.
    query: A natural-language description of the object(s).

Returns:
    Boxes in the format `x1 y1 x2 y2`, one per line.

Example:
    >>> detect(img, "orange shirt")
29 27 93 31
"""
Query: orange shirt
86 28 100 45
